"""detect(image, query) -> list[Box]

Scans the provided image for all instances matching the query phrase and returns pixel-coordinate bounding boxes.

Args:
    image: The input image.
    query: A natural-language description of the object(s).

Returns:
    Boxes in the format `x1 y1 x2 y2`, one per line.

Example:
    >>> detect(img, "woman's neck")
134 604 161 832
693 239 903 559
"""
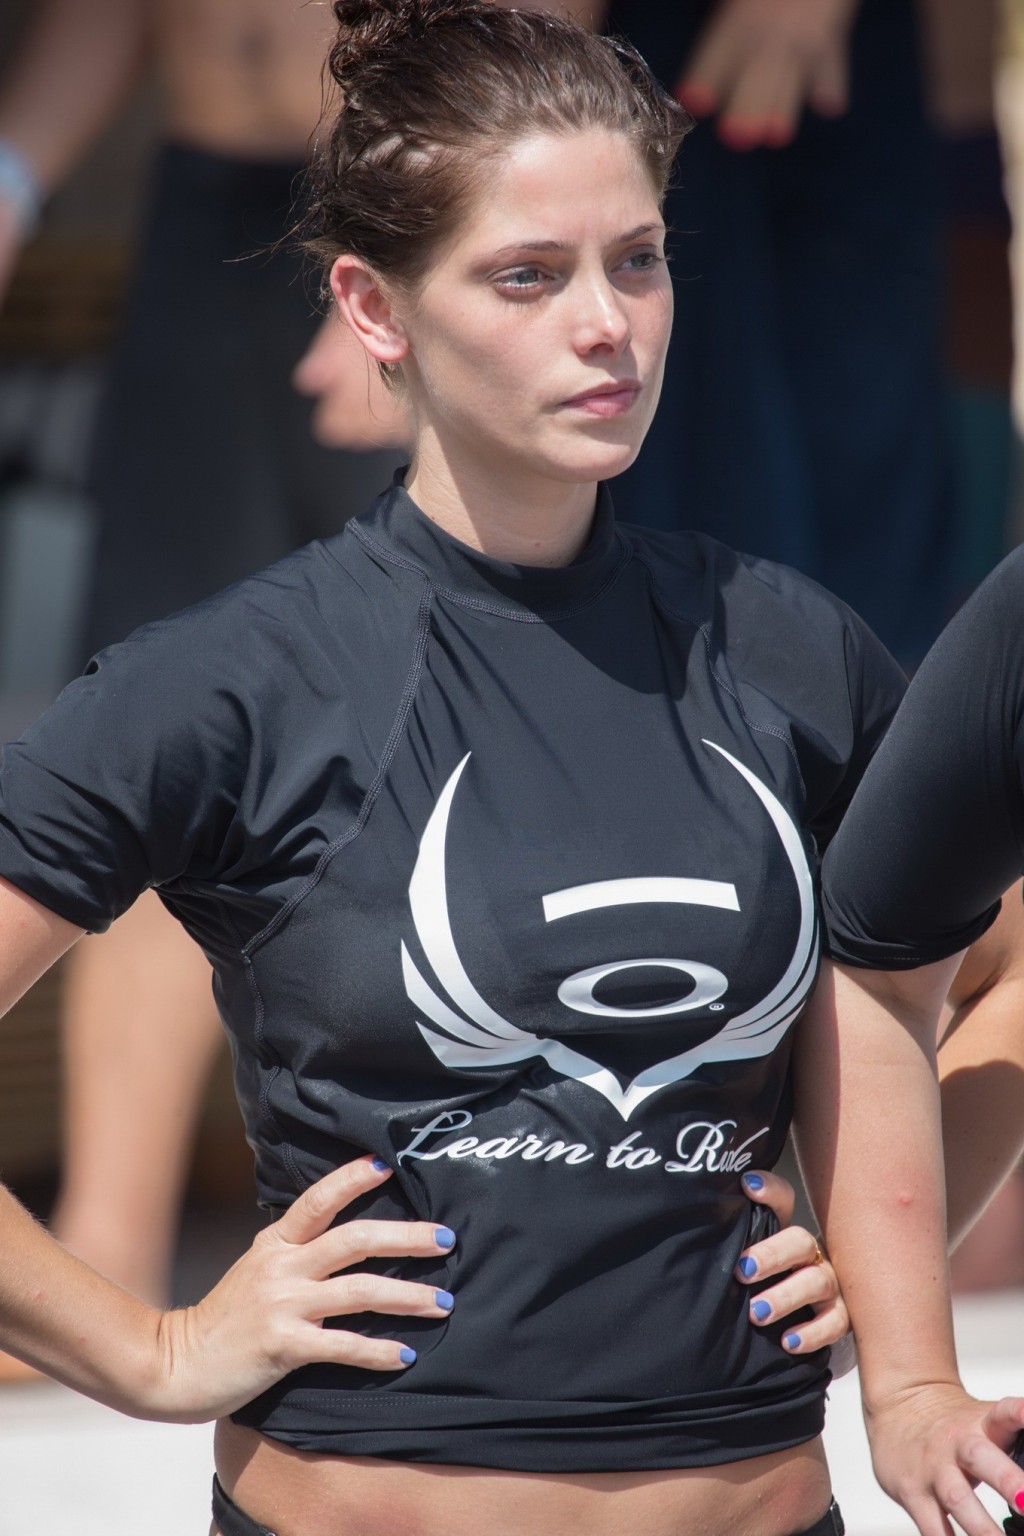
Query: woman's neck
404 446 598 569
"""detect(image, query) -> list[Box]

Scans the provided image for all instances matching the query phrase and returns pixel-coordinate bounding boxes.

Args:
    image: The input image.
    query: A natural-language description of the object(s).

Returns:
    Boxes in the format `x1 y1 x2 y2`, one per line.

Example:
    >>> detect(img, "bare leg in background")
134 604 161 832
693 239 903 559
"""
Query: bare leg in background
50 890 221 1305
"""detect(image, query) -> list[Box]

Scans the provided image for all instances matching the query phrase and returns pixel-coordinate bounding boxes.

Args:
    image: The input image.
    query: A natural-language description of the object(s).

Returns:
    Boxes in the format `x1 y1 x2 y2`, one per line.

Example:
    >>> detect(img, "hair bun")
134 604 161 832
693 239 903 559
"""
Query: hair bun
330 0 467 82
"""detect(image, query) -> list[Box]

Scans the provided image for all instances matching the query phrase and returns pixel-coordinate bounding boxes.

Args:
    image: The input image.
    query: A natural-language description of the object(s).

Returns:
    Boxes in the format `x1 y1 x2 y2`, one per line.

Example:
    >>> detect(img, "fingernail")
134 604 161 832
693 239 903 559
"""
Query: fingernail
675 79 716 115
783 1332 801 1350
399 1346 417 1365
1015 1491 1024 1512
751 1299 772 1322
762 116 795 148
434 1227 456 1249
737 1256 757 1278
742 1173 764 1191
717 118 761 152
435 1290 455 1311
371 1156 390 1172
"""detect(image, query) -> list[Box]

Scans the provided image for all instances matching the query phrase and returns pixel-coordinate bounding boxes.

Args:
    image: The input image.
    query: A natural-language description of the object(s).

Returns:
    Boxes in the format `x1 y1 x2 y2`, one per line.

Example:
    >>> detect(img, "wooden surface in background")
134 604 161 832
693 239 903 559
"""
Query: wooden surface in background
0 963 62 1179
0 242 132 360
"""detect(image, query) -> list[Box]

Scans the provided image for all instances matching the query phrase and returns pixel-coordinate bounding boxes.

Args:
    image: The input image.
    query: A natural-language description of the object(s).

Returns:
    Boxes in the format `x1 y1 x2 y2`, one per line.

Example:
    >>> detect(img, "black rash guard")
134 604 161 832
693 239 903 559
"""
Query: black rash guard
822 546 1024 970
0 479 905 1471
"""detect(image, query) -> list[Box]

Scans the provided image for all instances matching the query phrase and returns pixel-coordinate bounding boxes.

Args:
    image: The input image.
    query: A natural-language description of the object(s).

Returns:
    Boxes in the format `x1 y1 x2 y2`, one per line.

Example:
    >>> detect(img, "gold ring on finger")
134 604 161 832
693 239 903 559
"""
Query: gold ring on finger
811 1236 826 1266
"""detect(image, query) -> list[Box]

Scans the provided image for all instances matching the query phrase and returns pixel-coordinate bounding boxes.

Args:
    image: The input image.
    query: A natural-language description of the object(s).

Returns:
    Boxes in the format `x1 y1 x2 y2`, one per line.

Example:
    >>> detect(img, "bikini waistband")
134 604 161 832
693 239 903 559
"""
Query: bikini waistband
211 1473 845 1536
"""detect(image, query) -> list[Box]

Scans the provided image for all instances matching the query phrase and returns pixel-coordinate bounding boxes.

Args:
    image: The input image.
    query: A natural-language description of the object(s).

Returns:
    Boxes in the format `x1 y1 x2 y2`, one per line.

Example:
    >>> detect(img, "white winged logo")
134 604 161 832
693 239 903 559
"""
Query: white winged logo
402 743 818 1121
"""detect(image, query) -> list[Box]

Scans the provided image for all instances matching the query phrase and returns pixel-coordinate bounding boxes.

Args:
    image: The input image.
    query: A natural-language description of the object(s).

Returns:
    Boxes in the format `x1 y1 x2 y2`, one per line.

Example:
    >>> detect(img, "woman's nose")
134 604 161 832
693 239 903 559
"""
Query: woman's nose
571 277 632 356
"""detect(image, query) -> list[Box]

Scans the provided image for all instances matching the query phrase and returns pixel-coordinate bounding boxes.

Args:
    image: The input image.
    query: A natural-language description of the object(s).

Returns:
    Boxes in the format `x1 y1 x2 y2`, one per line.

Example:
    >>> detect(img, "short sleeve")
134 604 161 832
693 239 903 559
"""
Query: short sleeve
716 543 908 860
0 617 253 933
798 600 908 859
822 547 1024 968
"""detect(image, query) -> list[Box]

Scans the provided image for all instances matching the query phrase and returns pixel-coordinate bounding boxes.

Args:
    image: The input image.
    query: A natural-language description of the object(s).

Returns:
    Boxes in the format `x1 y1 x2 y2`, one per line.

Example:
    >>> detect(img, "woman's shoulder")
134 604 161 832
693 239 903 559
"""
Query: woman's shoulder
620 522 880 652
621 525 906 823
87 529 408 704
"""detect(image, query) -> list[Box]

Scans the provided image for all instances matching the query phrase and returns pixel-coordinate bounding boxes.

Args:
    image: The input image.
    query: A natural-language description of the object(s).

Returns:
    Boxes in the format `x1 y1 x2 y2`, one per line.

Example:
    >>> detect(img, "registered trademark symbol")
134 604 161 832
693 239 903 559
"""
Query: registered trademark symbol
709 1003 725 1011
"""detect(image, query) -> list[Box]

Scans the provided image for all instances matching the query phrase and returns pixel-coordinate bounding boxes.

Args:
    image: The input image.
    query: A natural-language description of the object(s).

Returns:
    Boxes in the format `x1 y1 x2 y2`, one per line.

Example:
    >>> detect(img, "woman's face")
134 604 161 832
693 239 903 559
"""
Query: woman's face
396 129 673 490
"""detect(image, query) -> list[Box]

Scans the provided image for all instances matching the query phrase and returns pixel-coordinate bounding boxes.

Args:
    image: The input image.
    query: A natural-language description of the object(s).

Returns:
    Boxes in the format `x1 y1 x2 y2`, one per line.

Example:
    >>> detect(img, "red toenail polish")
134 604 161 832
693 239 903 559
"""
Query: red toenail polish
1014 1490 1024 1511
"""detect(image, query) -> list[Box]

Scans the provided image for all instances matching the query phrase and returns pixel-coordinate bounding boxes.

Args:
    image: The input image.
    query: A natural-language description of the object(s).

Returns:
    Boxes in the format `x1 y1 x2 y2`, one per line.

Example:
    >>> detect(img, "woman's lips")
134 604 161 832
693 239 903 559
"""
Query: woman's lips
561 382 642 418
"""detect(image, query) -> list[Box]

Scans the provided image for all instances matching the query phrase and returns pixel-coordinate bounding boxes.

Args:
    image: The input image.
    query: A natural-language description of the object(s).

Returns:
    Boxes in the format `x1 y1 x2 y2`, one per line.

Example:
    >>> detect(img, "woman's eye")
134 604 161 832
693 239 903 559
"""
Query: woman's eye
495 267 547 294
622 250 663 273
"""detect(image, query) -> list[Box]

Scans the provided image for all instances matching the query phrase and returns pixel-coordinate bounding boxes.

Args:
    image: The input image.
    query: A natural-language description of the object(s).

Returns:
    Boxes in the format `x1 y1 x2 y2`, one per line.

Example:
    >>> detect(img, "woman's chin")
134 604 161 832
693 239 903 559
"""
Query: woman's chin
541 439 644 485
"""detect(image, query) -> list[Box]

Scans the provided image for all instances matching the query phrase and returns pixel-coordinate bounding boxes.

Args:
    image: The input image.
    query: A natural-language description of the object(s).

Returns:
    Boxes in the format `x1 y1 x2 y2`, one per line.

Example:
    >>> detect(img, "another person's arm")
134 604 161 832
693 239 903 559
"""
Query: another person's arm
822 549 1024 1251
812 550 1024 1529
0 0 150 295
823 548 1024 978
940 885 1024 1249
743 878 1024 1363
794 958 1024 1535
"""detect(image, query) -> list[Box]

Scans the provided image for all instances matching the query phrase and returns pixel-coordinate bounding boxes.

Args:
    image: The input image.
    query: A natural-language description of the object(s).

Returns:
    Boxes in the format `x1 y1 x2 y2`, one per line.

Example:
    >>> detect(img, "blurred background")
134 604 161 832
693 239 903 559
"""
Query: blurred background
0 0 250 1275
0 0 1023 1531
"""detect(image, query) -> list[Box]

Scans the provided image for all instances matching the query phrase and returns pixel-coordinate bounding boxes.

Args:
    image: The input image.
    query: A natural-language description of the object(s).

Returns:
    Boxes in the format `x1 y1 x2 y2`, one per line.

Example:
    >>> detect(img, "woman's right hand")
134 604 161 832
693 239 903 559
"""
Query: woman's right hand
148 1155 454 1422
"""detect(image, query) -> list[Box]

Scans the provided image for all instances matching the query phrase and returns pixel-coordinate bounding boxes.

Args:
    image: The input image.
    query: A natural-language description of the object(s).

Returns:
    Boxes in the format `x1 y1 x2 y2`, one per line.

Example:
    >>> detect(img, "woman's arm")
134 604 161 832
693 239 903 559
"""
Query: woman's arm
0 876 457 1420
0 874 80 1010
940 884 1024 1249
0 1149 457 1422
742 883 1024 1363
795 958 1024 1536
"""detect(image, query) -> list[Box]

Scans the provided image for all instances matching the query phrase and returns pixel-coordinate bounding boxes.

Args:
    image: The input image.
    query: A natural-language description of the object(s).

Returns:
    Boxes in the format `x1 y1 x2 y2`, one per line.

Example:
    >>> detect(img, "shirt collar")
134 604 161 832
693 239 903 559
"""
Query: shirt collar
350 470 626 620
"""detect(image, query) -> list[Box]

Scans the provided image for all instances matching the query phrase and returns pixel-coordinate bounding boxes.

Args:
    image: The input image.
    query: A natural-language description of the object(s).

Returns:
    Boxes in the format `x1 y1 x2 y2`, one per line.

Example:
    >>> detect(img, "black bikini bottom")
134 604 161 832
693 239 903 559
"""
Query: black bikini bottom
211 1473 845 1536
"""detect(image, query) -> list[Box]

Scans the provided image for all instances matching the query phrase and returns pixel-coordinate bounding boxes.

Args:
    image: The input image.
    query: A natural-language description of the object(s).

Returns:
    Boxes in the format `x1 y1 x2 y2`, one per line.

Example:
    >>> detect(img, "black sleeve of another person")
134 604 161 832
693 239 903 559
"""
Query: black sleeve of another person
821 548 1024 969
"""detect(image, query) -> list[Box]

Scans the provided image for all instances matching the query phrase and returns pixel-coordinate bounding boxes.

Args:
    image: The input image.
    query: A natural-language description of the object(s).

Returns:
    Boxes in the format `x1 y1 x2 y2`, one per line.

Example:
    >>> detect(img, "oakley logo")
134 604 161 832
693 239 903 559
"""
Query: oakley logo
402 744 817 1121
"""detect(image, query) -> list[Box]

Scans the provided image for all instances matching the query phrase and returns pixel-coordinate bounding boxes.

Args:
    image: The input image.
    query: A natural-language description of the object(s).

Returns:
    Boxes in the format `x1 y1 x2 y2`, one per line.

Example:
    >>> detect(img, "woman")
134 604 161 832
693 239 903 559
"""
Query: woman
0 4 1020 1534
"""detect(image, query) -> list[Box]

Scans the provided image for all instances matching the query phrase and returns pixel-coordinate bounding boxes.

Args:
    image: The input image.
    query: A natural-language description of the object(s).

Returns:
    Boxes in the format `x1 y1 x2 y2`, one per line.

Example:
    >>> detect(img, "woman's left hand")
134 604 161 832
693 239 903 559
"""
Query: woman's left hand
737 1168 851 1363
866 1384 1024 1536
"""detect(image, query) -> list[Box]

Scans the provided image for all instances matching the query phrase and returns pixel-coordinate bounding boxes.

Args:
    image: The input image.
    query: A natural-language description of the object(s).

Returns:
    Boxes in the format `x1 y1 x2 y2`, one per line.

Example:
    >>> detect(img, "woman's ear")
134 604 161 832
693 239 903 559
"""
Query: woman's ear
330 255 409 368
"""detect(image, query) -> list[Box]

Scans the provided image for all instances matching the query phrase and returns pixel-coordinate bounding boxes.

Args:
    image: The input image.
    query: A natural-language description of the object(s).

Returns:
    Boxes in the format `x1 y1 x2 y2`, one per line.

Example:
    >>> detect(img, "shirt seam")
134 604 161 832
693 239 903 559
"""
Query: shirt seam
242 579 433 963
236 578 434 1191
348 521 631 623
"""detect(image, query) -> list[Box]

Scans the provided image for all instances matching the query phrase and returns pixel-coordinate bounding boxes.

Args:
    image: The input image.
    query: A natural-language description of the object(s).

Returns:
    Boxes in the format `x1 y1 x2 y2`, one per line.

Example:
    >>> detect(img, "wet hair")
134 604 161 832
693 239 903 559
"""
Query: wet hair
301 0 691 301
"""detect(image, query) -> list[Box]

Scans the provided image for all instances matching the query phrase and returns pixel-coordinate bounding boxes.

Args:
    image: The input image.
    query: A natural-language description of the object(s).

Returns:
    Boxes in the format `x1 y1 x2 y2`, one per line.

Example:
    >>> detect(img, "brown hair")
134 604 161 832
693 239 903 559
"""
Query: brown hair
302 0 691 299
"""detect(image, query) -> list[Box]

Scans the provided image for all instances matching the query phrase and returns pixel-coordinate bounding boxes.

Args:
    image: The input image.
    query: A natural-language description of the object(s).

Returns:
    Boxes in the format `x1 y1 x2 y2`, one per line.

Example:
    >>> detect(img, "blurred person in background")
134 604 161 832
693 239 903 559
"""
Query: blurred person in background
604 0 956 670
920 0 1014 602
0 0 408 1328
308 0 986 665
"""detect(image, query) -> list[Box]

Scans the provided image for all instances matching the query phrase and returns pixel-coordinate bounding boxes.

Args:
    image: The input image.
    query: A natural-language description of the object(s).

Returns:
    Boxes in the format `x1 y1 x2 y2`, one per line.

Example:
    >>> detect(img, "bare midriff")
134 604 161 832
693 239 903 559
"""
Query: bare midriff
154 0 331 161
213 1419 831 1536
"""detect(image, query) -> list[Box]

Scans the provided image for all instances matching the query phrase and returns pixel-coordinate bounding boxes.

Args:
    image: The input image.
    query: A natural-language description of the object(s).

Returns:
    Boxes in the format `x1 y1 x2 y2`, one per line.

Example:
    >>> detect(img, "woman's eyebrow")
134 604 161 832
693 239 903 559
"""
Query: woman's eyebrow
483 223 664 262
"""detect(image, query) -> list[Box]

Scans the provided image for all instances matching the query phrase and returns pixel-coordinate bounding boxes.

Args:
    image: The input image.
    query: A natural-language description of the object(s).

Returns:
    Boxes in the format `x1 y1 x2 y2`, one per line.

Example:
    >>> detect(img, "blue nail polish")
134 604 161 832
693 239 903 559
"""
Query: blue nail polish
399 1346 417 1365
751 1299 772 1322
371 1156 390 1172
434 1227 456 1249
435 1290 455 1311
783 1332 801 1351
742 1173 765 1191
738 1256 757 1278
